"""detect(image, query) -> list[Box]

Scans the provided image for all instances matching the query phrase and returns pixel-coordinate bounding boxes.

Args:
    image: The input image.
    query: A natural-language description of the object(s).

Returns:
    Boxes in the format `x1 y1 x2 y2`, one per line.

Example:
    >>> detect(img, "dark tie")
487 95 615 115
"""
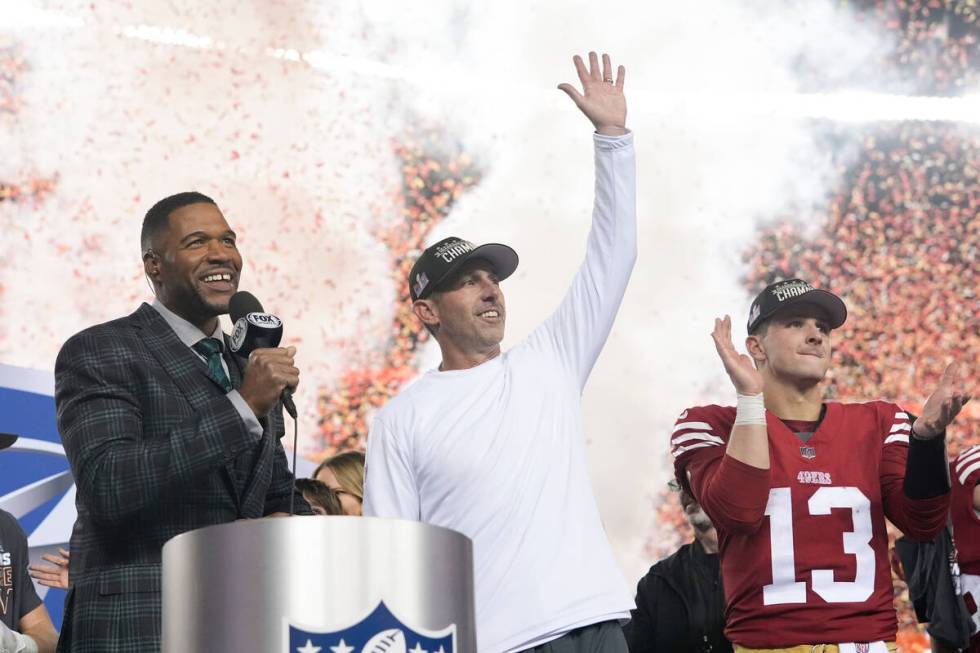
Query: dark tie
193 338 233 393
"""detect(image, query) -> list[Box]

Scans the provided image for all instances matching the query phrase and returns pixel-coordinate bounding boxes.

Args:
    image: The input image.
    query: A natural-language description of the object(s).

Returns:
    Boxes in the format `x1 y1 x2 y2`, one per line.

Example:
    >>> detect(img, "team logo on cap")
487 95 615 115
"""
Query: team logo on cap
414 272 430 299
286 602 456 653
771 280 815 302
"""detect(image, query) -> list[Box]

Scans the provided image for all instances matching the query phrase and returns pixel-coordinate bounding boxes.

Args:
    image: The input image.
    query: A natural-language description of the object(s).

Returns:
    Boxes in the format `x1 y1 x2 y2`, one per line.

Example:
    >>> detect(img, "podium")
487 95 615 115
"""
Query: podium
161 516 476 653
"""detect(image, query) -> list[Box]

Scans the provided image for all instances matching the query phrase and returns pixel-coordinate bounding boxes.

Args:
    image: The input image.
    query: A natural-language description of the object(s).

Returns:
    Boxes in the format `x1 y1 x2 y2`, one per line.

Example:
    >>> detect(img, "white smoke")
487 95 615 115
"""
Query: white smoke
1 0 401 431
324 0 891 581
1 0 898 584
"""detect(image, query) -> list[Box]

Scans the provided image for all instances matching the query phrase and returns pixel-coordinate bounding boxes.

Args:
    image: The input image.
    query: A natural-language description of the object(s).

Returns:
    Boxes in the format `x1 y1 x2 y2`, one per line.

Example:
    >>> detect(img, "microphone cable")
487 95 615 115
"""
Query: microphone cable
289 414 298 516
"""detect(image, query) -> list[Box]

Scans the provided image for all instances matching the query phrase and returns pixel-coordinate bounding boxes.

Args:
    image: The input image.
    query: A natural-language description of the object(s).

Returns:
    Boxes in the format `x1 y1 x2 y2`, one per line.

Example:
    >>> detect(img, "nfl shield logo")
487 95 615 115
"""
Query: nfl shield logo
286 602 456 653
800 445 816 460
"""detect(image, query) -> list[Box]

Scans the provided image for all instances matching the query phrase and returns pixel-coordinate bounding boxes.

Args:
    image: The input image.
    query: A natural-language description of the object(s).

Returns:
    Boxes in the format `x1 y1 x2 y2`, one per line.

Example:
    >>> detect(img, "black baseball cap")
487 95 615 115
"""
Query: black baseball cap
747 278 847 334
409 236 519 301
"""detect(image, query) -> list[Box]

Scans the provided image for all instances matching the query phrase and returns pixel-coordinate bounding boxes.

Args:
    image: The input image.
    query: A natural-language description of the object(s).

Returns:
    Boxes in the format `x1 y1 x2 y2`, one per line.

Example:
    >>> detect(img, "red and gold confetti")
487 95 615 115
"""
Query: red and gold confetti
311 128 482 456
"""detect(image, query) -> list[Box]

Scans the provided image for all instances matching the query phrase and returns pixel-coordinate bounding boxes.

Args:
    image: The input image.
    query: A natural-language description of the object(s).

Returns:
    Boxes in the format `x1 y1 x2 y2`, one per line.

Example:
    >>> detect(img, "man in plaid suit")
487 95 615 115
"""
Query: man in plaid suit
54 192 309 652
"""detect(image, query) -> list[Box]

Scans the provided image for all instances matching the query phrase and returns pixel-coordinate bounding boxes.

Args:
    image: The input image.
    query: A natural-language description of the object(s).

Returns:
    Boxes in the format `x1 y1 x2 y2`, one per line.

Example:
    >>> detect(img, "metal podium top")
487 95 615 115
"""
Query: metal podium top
162 516 476 653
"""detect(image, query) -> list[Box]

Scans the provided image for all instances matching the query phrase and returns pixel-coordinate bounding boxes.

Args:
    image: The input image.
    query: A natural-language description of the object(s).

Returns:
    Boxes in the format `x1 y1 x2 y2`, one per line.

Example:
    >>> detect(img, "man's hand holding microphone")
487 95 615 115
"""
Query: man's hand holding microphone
229 292 299 419
239 346 299 419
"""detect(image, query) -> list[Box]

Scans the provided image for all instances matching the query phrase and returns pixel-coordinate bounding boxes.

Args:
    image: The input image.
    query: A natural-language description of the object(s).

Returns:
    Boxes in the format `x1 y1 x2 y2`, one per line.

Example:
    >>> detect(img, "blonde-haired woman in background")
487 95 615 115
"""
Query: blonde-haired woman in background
313 451 365 516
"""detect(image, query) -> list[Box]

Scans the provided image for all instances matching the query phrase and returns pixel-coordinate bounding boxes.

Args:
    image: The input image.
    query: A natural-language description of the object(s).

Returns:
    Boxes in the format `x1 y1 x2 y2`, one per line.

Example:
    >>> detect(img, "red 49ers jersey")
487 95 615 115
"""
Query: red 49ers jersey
951 445 980 650
671 401 946 648
953 445 980 574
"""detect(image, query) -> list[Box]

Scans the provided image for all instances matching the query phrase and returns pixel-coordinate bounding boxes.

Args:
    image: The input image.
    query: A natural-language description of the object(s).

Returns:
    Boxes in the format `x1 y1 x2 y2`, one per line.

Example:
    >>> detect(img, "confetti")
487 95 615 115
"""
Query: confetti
311 128 482 456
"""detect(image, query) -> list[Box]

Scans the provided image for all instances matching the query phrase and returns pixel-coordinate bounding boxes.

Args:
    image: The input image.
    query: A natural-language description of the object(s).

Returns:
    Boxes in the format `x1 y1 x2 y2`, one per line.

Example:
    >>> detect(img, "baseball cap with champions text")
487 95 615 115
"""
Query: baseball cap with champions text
409 236 519 302
747 278 847 334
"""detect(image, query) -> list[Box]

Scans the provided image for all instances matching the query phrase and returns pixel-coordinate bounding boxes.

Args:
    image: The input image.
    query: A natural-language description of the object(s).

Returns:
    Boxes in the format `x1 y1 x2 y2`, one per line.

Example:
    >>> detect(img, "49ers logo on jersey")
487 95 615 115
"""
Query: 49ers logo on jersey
797 471 833 485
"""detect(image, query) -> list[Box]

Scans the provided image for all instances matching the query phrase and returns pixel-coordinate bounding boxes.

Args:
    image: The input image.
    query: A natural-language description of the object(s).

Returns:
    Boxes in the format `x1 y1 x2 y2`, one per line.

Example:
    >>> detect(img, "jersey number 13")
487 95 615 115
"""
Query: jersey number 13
763 486 876 605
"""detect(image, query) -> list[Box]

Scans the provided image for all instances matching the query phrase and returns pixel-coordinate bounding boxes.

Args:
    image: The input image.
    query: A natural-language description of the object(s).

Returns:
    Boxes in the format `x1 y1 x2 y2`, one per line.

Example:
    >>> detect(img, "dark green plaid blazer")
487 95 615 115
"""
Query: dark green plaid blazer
54 303 308 652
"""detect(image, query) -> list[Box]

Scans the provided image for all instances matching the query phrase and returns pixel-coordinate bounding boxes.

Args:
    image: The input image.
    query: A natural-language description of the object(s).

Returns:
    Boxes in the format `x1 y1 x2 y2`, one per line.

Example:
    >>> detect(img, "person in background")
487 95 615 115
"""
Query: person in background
295 478 343 516
1 507 58 653
624 483 730 653
1 435 58 653
926 444 980 653
950 444 980 653
313 451 364 517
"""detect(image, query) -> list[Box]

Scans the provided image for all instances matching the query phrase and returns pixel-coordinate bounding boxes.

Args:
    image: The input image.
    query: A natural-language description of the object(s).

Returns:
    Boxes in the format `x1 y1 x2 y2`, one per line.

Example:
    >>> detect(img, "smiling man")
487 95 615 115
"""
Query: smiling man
364 52 637 653
671 278 971 652
54 192 308 653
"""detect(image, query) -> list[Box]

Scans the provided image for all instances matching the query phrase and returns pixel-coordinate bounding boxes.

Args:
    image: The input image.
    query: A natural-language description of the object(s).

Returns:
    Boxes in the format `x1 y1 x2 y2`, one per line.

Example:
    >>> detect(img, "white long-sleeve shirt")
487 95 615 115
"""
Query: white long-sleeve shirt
364 131 637 653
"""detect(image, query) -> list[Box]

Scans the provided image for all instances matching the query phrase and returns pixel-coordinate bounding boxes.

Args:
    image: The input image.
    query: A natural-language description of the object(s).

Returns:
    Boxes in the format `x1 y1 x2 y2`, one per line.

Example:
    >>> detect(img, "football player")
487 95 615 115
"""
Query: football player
949 445 980 653
672 278 971 652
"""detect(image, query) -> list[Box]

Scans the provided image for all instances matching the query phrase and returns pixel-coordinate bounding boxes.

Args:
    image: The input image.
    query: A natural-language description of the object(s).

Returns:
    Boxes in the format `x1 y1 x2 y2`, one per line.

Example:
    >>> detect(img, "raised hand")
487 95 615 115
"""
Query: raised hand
29 547 70 590
557 52 627 136
712 316 765 395
912 362 972 439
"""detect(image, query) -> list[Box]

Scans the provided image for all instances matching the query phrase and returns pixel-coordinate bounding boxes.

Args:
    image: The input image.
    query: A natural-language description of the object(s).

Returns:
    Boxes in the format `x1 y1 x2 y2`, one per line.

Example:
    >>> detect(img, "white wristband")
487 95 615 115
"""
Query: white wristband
734 393 766 426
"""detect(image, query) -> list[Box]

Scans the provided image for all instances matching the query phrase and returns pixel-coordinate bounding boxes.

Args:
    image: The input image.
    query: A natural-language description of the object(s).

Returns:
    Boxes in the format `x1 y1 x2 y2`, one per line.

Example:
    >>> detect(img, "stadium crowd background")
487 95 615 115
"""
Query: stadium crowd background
1 1 978 648
313 130 481 455
654 2 979 648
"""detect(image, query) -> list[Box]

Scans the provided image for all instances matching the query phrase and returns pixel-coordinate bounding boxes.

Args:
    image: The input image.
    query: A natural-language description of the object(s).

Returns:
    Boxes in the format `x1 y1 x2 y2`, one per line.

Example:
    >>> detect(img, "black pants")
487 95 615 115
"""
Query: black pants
522 621 628 653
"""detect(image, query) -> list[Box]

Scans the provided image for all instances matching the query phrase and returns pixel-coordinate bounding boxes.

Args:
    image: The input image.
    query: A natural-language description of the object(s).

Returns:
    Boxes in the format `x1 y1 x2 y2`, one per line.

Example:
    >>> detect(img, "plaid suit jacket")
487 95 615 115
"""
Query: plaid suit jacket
54 303 309 653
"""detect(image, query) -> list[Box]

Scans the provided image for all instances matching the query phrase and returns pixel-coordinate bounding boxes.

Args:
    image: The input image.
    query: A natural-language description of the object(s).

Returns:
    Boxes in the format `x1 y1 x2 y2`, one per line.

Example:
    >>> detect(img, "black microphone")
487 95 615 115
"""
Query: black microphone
228 291 297 419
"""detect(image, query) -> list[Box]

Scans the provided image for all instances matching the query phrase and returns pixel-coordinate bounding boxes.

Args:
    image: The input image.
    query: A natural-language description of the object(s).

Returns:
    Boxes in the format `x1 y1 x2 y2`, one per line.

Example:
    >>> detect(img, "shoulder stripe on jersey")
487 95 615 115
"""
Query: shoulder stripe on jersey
671 432 724 447
957 445 980 463
895 411 910 420
955 448 980 474
671 441 721 458
672 421 714 434
889 423 912 434
959 460 980 486
885 434 910 445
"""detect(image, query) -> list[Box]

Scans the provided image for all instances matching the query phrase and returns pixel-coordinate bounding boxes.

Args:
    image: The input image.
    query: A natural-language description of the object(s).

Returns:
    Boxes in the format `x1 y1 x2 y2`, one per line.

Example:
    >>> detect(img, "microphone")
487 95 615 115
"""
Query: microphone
228 291 297 419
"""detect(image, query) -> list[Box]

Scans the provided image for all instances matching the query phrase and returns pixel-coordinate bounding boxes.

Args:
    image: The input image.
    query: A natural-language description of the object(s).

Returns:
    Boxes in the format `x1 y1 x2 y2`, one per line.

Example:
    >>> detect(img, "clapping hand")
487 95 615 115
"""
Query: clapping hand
911 362 972 439
712 316 765 396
